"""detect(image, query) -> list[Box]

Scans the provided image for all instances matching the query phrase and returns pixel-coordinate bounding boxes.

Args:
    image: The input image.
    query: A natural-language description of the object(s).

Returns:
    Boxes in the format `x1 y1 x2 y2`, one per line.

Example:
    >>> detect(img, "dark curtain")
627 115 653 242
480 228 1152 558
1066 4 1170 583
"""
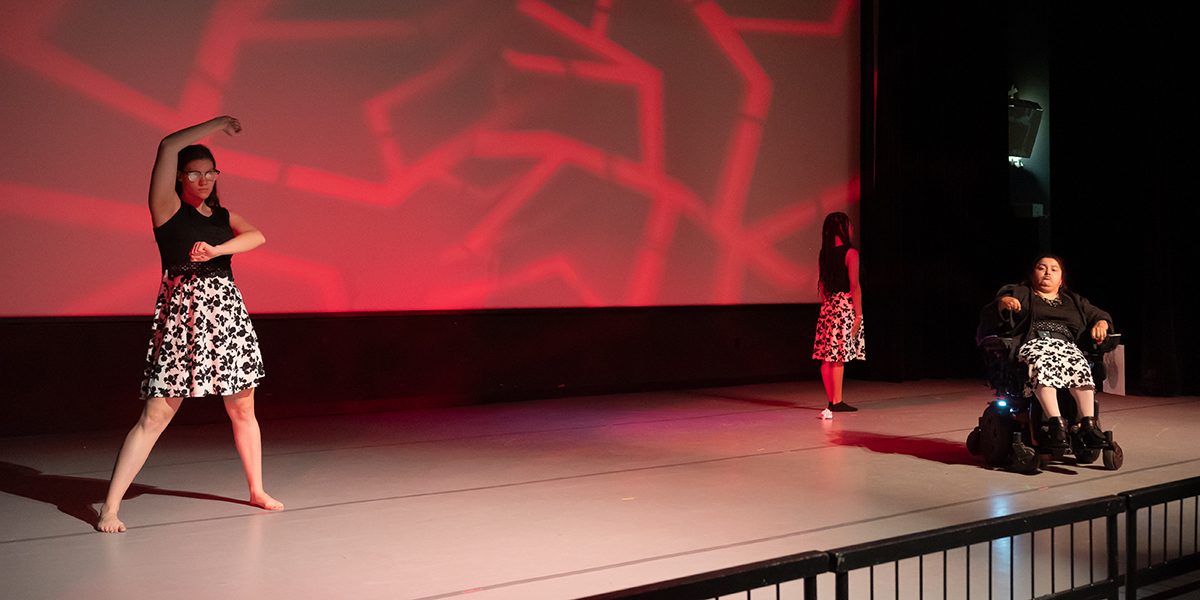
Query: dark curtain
862 1 1197 395
1047 5 1198 396
860 1 1010 383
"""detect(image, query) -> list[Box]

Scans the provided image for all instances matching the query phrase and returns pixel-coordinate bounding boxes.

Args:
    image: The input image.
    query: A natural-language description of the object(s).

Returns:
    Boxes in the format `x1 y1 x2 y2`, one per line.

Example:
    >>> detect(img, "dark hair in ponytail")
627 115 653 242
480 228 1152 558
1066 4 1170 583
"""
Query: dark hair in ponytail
818 212 854 297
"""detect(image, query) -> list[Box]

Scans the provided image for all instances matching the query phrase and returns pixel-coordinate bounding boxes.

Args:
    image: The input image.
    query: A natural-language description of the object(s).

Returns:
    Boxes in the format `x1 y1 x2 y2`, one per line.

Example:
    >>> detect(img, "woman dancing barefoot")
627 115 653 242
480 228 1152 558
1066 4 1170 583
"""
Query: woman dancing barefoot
97 116 283 533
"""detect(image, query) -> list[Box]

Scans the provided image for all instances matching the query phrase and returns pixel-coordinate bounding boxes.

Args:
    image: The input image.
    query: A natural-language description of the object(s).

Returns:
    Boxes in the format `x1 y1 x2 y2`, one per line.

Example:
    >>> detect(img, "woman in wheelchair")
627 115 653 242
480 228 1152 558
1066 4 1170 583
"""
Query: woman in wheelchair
983 255 1114 452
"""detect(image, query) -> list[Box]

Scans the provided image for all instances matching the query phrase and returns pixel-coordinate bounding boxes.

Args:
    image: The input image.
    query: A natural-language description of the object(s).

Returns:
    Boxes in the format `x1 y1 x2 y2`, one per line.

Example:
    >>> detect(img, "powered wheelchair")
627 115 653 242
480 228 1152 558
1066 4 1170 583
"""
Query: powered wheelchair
967 329 1124 474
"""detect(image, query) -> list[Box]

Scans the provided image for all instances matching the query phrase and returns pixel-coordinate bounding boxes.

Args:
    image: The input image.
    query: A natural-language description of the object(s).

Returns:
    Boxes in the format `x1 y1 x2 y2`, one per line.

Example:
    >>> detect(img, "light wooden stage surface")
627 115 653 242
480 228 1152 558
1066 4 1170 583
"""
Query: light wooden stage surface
2 380 1197 599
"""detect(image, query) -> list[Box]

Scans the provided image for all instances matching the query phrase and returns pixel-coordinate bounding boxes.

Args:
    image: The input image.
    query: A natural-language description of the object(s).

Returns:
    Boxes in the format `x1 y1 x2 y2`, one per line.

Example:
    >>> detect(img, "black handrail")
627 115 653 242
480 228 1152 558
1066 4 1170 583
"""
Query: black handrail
1122 476 1200 509
827 496 1124 572
577 550 828 600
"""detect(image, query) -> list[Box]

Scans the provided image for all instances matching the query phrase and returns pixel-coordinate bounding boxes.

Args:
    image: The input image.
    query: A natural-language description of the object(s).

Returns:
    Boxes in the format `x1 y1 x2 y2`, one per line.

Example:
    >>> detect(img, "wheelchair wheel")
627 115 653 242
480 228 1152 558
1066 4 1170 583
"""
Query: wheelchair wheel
980 410 1016 468
966 428 981 455
1103 441 1124 470
1075 447 1101 465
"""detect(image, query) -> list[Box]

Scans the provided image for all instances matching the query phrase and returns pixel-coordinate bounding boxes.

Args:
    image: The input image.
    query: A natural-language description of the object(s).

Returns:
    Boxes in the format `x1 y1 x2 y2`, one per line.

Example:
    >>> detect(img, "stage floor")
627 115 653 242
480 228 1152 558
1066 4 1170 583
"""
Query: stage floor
2 380 1197 599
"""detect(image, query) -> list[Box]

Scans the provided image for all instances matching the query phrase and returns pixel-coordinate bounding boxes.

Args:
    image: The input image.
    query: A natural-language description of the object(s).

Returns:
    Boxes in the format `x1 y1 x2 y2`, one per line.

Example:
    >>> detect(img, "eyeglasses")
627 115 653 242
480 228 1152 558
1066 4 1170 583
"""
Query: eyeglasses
183 170 221 182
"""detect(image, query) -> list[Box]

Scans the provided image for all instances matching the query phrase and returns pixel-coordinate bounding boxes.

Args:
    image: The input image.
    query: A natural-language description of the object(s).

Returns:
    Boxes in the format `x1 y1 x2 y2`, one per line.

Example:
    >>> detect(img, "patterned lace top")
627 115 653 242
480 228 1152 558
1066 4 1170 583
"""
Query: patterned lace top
1031 292 1082 340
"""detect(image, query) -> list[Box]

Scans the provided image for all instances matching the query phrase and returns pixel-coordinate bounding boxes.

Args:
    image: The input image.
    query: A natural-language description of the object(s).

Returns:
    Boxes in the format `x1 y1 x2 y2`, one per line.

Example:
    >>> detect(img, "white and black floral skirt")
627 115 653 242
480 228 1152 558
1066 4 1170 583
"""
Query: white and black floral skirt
139 270 265 399
1017 337 1093 397
812 292 865 362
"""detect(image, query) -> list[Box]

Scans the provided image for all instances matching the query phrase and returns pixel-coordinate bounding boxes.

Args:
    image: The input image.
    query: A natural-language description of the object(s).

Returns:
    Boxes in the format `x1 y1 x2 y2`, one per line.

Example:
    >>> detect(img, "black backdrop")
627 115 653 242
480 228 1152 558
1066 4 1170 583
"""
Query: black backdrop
860 1 1012 383
1046 4 1197 396
861 1 1198 396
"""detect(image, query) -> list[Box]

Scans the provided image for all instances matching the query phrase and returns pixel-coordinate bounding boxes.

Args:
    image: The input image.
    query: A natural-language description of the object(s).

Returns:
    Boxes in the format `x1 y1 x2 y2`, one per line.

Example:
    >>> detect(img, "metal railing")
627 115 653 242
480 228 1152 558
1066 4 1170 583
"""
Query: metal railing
1122 476 1200 599
582 476 1200 600
826 496 1123 599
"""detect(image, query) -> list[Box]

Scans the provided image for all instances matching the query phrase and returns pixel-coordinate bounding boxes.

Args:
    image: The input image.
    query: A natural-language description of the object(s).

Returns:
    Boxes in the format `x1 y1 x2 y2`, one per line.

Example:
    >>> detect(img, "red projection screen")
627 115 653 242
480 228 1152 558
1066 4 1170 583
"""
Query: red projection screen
0 0 859 316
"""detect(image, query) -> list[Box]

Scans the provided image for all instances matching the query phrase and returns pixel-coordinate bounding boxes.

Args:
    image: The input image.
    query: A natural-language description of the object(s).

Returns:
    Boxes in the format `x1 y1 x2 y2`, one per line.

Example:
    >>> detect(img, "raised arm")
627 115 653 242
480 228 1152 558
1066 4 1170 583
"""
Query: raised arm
148 116 241 227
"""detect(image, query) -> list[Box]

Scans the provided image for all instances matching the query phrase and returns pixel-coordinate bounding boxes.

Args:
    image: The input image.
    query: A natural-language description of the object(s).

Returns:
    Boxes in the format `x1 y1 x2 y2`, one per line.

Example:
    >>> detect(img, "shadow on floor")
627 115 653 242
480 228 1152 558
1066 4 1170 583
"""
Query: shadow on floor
0 461 248 529
829 431 981 466
689 391 821 410
830 431 1105 474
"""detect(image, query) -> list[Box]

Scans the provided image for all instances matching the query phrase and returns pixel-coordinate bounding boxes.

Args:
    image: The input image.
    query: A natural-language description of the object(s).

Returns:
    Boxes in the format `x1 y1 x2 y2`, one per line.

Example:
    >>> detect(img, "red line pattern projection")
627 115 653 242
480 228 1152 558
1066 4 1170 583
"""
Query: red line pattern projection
0 0 859 316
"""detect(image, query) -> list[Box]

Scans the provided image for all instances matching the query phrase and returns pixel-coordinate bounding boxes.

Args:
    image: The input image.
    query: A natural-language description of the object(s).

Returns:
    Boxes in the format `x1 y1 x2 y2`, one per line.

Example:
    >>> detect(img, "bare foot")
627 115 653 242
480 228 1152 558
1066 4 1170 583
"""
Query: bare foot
250 492 284 511
96 506 126 533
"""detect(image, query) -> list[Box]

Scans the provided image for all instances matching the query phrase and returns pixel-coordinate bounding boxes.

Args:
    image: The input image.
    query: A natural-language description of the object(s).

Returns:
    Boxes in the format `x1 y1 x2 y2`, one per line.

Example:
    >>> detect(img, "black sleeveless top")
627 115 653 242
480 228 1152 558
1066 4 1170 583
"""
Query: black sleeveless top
153 203 234 276
819 245 852 296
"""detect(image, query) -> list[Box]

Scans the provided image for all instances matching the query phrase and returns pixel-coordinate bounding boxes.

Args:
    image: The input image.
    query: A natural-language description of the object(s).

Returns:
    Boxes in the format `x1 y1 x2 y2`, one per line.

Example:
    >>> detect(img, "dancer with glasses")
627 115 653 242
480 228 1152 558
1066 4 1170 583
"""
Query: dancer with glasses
97 116 283 533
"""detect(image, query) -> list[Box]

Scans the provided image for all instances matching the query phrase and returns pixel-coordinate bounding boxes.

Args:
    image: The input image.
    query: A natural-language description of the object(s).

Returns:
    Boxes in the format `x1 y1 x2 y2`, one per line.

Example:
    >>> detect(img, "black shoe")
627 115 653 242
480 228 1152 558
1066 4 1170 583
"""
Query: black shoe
1075 417 1107 448
828 401 858 412
1037 417 1069 449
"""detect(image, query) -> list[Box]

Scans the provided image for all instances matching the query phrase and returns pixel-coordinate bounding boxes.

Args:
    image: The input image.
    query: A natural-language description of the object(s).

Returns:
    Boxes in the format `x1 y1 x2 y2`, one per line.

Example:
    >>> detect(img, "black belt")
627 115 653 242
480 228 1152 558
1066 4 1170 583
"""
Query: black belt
166 263 233 278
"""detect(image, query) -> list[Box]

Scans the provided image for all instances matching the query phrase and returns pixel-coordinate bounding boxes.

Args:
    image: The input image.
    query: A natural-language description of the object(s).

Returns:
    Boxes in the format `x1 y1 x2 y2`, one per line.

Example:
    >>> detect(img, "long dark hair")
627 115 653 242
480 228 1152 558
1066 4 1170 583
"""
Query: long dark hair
175 144 222 208
1028 253 1068 291
817 212 854 296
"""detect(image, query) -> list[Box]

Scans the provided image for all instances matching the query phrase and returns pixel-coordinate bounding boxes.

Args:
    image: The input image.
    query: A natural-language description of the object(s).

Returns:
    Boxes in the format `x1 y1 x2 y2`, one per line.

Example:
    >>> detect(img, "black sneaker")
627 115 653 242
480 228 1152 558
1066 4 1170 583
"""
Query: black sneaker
1075 417 1108 448
828 401 858 412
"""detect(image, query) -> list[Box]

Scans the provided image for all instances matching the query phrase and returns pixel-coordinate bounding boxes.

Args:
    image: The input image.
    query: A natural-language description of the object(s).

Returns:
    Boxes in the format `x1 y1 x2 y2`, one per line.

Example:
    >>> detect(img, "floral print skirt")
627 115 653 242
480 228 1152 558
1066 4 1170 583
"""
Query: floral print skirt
139 271 265 399
1017 337 1094 397
812 292 865 362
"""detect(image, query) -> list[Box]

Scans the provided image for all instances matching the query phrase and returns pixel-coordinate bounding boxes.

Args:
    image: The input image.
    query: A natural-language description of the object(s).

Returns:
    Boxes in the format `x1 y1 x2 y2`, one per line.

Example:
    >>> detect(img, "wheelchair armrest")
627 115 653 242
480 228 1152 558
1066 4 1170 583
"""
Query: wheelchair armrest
1091 333 1121 354
978 335 1016 353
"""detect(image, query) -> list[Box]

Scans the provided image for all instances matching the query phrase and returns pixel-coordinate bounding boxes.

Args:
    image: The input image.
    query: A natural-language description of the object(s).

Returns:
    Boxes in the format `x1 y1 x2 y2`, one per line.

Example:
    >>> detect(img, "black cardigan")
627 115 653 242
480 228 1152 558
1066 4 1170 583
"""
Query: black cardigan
977 282 1113 348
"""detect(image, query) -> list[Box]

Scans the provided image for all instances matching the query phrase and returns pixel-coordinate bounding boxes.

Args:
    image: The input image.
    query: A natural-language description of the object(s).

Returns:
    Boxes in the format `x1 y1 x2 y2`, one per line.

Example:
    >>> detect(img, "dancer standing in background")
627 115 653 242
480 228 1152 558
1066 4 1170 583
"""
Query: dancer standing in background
97 116 282 533
812 212 865 412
